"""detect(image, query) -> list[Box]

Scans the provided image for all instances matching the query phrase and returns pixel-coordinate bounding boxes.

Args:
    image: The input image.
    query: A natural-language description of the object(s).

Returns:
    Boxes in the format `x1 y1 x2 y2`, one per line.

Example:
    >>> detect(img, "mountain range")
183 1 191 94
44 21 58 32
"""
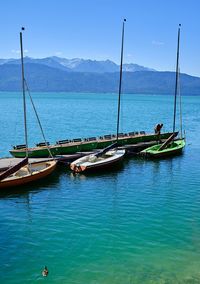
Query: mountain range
0 56 155 73
0 57 199 95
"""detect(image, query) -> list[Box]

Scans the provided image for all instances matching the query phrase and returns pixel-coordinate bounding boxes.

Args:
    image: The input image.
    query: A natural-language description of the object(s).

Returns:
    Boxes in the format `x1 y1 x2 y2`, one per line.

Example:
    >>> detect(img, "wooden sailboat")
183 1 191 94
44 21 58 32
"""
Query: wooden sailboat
0 28 57 189
70 19 127 173
0 160 57 189
141 24 185 158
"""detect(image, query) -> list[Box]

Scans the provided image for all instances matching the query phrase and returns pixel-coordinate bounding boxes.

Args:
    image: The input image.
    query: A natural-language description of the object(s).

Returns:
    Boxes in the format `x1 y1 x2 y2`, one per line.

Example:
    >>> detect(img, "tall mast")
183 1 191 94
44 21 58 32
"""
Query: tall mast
116 19 126 142
20 27 28 158
173 24 181 133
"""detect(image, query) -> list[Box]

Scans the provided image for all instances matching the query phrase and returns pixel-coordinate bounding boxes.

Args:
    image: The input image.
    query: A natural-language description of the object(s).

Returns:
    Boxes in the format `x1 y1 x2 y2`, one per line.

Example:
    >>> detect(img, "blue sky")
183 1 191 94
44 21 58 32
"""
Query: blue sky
1 0 200 76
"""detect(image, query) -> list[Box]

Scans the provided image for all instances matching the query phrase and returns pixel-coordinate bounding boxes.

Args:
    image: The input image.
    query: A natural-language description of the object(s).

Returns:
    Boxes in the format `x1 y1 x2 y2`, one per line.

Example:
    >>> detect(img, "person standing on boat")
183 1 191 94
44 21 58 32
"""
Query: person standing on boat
154 123 163 134
154 123 163 142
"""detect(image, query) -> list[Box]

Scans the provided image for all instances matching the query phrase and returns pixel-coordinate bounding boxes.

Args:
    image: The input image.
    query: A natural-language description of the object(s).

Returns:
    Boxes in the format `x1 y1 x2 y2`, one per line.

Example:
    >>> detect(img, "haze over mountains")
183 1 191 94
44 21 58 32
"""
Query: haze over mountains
0 56 200 95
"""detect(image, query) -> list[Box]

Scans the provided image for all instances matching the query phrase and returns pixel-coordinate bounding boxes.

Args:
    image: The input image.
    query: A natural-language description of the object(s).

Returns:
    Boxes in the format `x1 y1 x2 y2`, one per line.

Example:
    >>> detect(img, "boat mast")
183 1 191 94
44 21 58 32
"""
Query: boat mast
20 27 28 158
173 24 181 133
116 19 126 142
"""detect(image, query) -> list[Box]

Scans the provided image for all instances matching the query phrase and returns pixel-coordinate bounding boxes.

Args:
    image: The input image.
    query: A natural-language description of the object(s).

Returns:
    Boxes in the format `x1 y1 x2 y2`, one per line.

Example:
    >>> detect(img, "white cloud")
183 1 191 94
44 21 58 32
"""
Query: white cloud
152 40 164 46
11 49 20 54
55 51 62 56
11 49 28 54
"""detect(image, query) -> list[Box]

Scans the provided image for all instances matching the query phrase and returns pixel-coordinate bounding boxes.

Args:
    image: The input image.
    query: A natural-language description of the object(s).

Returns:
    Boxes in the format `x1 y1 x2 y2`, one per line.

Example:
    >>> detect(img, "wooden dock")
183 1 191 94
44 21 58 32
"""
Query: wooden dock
121 140 159 155
0 157 51 172
0 140 160 172
0 152 95 172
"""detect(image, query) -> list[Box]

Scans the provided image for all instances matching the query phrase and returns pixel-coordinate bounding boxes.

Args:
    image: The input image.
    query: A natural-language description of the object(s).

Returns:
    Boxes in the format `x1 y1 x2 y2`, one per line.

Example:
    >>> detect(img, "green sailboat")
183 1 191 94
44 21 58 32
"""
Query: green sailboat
141 24 185 158
141 135 185 158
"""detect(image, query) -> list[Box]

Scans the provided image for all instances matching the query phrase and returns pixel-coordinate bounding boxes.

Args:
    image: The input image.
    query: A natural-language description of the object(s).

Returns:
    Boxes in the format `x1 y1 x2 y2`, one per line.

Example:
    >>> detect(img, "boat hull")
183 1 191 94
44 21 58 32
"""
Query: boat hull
0 161 57 189
141 139 185 159
10 144 82 158
10 132 176 158
70 149 125 173
80 141 98 152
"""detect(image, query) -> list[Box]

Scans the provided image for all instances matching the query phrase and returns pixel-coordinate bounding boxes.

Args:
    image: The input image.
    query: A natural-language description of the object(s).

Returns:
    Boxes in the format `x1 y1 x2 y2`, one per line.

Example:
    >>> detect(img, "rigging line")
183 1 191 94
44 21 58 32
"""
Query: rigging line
173 24 181 133
24 79 54 159
120 74 124 133
178 67 183 139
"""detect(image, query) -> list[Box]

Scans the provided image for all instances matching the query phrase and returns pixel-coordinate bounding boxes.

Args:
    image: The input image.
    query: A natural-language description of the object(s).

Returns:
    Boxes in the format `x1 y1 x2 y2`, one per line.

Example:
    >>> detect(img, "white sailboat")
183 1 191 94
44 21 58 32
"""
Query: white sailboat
70 20 127 173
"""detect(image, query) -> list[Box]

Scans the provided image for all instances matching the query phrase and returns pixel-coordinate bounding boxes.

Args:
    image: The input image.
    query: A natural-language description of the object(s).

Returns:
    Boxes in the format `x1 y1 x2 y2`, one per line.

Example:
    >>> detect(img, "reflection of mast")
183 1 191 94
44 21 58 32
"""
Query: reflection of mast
172 24 181 133
116 19 126 142
25 192 32 224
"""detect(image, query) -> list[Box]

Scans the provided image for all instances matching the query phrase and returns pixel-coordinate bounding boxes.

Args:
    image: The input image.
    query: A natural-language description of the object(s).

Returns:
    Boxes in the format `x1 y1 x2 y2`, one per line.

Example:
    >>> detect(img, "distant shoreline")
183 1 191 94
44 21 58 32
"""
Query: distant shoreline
0 91 199 96
0 63 200 95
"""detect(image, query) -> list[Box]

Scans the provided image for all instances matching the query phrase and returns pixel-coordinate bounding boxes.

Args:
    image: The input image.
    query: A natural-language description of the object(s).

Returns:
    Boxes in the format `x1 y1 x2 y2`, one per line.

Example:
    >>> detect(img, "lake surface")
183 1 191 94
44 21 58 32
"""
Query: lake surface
0 92 200 283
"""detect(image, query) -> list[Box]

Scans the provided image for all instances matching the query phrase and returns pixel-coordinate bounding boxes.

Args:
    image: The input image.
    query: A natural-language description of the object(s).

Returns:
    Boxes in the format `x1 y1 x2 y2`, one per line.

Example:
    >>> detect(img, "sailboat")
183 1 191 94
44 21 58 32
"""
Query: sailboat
0 28 57 189
141 24 185 158
70 20 127 173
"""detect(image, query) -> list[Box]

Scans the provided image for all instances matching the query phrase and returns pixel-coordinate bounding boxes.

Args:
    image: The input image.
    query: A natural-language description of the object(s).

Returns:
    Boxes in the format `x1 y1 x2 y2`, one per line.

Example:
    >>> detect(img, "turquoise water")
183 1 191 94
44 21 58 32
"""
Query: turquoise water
0 92 200 283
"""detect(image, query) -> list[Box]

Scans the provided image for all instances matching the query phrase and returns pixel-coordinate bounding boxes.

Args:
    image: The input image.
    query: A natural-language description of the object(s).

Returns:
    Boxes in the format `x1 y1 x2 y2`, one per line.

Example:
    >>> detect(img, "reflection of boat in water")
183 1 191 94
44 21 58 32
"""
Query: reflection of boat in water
141 25 185 159
70 19 127 173
0 28 57 189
